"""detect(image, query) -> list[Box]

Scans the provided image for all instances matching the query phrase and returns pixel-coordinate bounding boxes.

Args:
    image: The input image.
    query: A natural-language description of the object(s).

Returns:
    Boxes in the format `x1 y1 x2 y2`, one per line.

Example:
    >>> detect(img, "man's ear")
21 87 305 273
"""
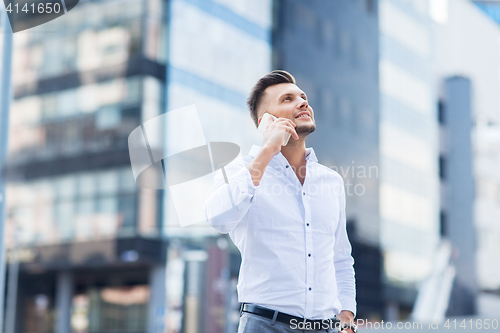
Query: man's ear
257 111 266 125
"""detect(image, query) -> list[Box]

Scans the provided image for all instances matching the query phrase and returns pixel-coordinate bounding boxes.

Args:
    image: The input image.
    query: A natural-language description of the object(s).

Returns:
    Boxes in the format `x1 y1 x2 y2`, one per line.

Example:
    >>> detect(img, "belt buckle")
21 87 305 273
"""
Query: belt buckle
239 303 244 316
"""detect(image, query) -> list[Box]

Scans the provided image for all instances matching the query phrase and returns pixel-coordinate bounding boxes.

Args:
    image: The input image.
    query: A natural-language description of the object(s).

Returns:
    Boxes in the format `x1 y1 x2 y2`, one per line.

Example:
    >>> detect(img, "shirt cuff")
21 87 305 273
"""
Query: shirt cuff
339 298 357 318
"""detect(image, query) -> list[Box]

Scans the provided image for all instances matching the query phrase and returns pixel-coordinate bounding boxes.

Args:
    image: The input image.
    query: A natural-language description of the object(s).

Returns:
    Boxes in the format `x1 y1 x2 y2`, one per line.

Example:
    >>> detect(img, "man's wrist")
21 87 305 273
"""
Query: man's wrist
337 310 356 333
260 143 279 157
340 309 355 320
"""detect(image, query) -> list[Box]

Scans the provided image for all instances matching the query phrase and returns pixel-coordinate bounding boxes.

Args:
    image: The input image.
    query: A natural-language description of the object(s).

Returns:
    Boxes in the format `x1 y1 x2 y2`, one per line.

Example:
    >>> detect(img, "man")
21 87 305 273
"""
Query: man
205 70 357 333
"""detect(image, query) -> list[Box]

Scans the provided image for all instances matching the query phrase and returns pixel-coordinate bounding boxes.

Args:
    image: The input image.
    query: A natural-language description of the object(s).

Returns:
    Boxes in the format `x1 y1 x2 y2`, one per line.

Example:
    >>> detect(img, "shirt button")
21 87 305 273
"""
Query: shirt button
306 223 309 226
308 254 311 257
309 288 312 291
303 192 305 195
286 165 289 168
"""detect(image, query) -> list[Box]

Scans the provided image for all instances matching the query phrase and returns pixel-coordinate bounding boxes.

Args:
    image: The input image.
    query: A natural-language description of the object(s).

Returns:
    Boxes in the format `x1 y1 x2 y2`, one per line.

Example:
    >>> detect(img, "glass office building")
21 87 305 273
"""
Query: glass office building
435 0 500 313
378 0 440 316
5 1 168 332
471 0 500 298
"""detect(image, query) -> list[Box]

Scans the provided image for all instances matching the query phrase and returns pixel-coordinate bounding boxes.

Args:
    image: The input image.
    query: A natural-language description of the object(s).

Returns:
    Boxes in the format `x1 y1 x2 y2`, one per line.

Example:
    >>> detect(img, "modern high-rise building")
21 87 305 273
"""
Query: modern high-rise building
434 0 500 316
378 0 440 319
5 1 168 332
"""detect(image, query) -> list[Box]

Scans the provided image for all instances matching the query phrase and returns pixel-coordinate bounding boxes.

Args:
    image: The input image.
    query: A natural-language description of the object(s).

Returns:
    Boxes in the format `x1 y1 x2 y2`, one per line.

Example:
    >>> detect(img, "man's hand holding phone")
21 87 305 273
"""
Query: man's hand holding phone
247 113 299 186
258 113 299 156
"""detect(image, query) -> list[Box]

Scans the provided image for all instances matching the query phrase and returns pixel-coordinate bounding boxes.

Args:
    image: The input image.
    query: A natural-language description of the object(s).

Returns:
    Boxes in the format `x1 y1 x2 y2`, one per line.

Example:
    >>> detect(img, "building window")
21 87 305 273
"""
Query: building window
438 99 445 124
6 167 140 246
366 0 376 13
322 20 335 50
439 155 446 180
316 19 324 49
24 293 55 333
440 210 447 237
352 38 359 68
321 88 335 120
340 30 352 59
72 285 150 333
338 97 352 128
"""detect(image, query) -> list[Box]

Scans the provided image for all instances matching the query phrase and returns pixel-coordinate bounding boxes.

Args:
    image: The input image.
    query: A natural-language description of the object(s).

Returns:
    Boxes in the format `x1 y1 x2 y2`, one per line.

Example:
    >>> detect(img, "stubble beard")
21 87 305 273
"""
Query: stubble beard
296 122 316 136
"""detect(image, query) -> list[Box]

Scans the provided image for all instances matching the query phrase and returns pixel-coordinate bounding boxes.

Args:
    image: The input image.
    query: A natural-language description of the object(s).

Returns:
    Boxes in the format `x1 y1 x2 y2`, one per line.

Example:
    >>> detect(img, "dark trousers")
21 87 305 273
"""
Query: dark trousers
237 312 339 333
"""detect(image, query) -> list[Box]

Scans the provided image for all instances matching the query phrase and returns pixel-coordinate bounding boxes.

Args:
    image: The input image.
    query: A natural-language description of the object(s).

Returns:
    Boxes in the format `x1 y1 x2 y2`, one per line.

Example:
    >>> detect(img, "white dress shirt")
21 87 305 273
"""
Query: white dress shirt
204 145 356 319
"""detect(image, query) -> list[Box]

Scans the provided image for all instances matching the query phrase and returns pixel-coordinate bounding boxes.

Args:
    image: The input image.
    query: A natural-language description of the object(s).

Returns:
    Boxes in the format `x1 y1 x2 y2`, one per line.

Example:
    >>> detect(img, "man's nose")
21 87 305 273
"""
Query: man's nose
298 98 308 110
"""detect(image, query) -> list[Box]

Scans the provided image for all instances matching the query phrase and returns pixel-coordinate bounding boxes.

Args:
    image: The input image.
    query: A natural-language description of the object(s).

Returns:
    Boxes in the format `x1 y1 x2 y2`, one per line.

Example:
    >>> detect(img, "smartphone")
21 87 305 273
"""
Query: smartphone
257 113 291 146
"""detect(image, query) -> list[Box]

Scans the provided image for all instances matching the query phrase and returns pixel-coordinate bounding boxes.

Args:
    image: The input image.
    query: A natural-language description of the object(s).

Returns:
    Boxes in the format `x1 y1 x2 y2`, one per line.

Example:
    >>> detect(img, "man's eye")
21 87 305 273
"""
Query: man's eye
284 97 291 101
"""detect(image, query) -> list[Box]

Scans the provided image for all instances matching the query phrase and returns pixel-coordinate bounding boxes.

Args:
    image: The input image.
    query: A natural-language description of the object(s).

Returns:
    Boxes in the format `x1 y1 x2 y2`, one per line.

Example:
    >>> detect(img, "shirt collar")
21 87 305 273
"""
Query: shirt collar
248 145 318 163
305 147 318 162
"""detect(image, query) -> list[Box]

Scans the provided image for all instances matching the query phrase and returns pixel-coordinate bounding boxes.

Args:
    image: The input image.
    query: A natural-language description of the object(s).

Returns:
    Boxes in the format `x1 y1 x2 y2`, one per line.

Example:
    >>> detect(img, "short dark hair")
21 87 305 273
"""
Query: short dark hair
247 70 296 127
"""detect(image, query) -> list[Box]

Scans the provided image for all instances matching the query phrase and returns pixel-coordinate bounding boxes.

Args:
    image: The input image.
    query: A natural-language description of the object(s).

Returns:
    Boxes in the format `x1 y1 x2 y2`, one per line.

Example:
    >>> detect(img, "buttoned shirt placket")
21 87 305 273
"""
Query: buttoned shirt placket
277 153 315 319
302 158 314 319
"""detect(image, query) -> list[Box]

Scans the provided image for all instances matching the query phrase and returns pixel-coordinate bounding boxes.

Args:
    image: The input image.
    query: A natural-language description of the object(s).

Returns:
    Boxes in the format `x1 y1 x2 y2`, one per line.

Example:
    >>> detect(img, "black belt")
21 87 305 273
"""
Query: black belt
241 303 340 330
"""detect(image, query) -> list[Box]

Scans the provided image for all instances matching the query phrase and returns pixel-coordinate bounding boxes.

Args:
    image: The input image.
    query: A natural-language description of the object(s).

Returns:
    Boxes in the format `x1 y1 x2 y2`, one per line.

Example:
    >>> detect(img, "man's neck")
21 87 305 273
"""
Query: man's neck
281 140 306 166
280 137 307 171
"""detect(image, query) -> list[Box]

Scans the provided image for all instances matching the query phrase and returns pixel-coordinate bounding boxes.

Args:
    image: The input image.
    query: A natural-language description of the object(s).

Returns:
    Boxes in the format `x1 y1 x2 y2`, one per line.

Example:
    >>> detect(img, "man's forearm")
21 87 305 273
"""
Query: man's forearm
246 145 275 186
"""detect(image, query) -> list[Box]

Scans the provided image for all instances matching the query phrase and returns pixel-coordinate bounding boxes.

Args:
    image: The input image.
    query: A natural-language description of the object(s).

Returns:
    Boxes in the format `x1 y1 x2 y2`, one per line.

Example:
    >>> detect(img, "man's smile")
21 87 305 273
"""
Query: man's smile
295 111 312 119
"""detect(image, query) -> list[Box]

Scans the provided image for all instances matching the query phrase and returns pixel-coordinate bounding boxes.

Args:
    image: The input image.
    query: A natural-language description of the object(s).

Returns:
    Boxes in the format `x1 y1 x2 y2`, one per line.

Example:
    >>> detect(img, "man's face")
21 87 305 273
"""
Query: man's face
258 83 316 136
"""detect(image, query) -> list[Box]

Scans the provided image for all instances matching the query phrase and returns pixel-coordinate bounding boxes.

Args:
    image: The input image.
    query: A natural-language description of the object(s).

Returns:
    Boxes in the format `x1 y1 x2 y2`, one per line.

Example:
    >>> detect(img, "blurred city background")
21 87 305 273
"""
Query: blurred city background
0 0 500 332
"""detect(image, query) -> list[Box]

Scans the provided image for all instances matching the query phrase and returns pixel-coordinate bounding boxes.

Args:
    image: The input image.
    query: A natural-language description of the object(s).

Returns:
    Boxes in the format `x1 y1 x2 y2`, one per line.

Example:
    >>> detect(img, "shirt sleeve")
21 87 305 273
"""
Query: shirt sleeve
334 176 357 318
204 157 257 234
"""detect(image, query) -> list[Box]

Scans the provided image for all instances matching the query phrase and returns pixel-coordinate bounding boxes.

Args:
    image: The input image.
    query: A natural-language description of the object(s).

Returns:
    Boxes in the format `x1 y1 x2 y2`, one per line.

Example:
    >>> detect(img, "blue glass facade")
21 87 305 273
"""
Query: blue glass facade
378 1 440 313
